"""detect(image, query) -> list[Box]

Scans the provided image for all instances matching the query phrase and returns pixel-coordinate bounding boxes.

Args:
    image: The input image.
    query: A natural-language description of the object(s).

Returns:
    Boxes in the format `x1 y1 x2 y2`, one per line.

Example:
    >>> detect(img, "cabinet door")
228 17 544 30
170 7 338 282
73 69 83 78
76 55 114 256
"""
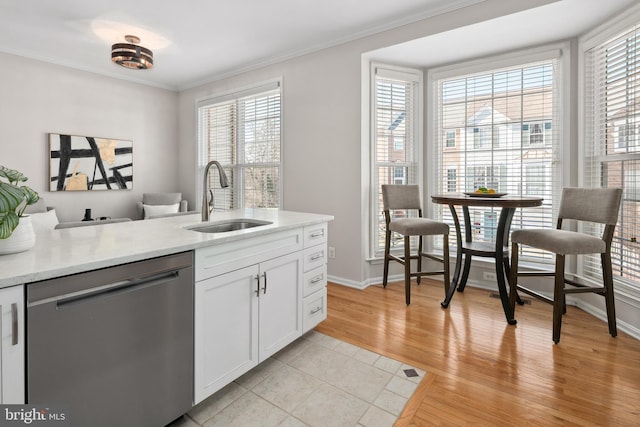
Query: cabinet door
258 251 303 361
0 285 24 404
194 265 259 404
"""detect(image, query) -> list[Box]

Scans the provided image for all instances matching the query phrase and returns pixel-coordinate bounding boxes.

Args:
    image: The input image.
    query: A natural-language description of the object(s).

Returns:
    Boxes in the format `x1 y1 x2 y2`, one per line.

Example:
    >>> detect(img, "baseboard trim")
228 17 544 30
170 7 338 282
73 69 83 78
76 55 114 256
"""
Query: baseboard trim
574 299 640 341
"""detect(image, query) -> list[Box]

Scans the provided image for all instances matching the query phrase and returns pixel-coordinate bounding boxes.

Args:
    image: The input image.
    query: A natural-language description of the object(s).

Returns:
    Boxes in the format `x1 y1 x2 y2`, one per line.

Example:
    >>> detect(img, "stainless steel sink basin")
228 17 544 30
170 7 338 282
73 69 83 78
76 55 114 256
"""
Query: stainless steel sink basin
186 219 272 234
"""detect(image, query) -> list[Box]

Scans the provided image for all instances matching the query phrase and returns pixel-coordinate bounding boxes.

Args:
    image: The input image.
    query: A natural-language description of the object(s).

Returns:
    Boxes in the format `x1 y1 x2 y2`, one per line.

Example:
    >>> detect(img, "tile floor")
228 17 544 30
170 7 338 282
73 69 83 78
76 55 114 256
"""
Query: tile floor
171 330 424 427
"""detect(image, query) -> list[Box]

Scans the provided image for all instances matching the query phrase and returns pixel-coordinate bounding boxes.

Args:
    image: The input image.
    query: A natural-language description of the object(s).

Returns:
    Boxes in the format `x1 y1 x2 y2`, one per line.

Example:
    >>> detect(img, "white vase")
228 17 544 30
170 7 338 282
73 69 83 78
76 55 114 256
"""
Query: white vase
0 215 36 255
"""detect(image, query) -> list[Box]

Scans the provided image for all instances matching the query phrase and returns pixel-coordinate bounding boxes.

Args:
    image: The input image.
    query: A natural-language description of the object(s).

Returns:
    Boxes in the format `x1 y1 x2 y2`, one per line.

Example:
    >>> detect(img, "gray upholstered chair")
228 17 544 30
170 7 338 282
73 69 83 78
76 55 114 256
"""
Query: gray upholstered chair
136 192 188 220
382 185 450 305
24 199 54 214
508 187 623 344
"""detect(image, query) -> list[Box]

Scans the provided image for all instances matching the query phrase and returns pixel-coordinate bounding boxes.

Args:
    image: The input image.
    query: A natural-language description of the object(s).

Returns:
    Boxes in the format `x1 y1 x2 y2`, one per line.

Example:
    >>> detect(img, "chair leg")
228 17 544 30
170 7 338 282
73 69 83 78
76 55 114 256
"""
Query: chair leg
383 229 391 288
443 233 450 295
601 252 618 338
416 236 423 285
552 255 565 344
508 242 519 317
404 235 411 306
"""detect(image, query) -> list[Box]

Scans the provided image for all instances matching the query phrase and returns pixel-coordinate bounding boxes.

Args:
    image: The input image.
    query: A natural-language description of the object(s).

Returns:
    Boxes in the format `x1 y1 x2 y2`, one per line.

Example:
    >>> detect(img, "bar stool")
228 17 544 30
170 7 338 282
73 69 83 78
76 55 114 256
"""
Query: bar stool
382 185 450 305
509 187 622 343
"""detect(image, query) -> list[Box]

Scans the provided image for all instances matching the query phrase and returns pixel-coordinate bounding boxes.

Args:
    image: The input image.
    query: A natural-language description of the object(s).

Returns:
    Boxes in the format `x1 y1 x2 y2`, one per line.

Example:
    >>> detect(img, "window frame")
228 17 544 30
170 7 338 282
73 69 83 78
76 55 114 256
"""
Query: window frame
369 63 423 259
580 3 640 297
196 79 283 212
427 43 569 264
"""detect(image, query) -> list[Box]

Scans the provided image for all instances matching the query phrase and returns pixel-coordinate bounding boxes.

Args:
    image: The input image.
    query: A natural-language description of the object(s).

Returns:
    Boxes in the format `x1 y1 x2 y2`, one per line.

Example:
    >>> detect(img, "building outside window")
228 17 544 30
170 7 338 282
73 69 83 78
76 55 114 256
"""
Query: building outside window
197 81 282 211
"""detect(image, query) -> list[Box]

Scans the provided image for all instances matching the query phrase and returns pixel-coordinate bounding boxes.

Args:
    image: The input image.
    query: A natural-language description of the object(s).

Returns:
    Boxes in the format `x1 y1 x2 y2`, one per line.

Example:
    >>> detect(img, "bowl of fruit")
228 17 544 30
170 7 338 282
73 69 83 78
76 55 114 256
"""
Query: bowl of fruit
463 187 507 197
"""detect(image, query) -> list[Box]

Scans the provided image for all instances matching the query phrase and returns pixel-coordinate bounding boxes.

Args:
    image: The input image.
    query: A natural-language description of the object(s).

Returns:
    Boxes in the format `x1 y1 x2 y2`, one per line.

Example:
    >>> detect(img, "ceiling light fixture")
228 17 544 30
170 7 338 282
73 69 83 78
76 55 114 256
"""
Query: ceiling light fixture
111 35 153 70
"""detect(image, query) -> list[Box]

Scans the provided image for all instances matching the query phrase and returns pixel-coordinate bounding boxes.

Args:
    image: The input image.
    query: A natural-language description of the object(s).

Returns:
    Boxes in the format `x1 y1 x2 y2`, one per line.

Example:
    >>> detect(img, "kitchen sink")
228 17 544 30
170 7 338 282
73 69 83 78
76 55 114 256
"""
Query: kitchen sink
186 219 273 234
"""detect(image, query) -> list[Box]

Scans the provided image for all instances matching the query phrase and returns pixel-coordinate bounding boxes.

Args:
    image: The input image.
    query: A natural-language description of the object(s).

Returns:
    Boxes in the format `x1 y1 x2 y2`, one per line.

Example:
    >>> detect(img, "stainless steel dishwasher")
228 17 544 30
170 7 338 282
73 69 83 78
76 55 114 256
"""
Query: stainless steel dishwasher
26 251 194 427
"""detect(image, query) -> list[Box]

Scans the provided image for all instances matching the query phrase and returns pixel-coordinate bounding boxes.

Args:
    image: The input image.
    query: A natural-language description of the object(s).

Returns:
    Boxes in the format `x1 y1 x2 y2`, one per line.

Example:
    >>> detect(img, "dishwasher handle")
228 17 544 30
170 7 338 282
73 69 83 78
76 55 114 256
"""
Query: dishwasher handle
54 270 181 309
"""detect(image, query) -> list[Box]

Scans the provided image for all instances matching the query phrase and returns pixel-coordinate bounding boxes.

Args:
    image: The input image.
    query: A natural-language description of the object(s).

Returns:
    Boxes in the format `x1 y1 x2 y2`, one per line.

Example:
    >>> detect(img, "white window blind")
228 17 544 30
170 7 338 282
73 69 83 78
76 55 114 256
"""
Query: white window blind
433 57 561 263
197 82 281 211
372 66 421 256
584 22 640 286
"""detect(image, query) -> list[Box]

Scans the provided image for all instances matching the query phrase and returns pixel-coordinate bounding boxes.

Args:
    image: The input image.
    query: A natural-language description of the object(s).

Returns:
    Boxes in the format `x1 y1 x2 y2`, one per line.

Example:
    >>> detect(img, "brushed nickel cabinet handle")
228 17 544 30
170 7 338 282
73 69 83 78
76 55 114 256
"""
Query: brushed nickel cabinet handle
255 274 261 297
310 307 322 314
310 252 324 261
310 230 324 238
310 275 323 284
262 272 268 294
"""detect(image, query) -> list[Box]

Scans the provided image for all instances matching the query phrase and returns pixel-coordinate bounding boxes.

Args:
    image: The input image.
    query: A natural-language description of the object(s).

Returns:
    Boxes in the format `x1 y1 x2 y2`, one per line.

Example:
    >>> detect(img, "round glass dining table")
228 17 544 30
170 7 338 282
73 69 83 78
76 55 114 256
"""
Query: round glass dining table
431 193 543 324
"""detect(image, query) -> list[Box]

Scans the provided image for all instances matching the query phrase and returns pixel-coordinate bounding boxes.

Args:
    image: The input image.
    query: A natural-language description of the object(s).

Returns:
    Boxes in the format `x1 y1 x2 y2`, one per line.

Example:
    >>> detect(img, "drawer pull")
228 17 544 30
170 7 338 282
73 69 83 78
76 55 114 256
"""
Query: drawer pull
310 252 324 261
310 275 324 284
310 306 322 314
309 230 325 238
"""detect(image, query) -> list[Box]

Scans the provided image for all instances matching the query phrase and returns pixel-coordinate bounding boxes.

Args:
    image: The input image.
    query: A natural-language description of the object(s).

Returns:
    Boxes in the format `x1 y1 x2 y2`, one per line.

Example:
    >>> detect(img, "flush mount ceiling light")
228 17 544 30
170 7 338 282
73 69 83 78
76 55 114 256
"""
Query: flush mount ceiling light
111 35 153 70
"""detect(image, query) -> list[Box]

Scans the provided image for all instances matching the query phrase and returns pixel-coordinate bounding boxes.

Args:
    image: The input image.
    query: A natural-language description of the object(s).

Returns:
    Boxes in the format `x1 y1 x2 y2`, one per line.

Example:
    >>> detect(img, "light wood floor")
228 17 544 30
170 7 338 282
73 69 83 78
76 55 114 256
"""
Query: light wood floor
315 280 640 426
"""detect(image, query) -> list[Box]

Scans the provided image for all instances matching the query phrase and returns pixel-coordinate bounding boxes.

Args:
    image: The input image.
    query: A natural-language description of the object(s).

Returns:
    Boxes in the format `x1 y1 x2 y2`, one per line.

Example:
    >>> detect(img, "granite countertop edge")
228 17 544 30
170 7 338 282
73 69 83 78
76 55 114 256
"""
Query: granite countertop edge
0 209 333 288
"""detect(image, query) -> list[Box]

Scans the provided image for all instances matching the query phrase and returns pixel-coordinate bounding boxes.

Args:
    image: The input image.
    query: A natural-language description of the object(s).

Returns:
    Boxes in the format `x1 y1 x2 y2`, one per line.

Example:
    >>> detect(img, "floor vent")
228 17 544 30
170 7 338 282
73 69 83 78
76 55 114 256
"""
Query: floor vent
489 292 531 305
403 368 419 378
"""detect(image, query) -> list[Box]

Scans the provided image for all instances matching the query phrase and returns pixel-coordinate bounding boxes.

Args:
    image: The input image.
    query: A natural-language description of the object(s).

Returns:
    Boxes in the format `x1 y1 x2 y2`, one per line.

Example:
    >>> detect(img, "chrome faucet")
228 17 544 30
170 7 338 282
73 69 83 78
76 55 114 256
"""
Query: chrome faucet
201 160 229 221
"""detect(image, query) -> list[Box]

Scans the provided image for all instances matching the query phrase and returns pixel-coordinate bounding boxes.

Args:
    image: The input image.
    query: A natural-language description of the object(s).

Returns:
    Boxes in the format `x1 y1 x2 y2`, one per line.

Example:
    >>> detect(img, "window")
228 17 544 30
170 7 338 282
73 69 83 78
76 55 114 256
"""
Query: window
197 81 281 211
432 51 562 262
523 121 551 146
446 168 457 192
393 136 405 151
445 130 456 147
371 66 421 255
584 19 640 288
529 123 544 144
393 166 407 184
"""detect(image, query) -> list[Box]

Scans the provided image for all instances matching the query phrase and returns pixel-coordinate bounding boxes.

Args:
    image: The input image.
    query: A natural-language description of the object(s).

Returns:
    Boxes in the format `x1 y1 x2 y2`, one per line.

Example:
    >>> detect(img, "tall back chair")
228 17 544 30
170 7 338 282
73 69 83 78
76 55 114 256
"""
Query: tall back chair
382 185 450 305
509 187 623 343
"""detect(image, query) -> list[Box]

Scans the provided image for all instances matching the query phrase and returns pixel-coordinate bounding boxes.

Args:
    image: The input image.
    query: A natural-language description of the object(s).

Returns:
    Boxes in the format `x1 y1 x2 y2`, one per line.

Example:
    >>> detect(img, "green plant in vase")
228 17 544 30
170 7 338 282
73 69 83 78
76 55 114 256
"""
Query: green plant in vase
0 165 40 239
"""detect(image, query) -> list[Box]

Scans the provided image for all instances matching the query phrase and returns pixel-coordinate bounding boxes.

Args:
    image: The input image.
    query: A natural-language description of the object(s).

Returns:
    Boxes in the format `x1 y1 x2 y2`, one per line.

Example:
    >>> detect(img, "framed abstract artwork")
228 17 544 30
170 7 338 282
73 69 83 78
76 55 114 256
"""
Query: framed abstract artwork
49 133 133 191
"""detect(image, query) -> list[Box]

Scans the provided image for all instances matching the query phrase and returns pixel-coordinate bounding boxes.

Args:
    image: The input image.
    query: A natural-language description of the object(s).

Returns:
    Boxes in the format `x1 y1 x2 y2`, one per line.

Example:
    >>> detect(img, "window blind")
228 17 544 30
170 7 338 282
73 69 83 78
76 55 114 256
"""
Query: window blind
584 22 640 285
433 58 561 263
372 67 421 255
197 82 281 211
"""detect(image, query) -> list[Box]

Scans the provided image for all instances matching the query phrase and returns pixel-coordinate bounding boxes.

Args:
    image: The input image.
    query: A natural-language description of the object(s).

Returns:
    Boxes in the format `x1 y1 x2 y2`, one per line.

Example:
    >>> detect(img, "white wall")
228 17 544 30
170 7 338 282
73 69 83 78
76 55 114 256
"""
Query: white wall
0 53 178 222
177 0 557 286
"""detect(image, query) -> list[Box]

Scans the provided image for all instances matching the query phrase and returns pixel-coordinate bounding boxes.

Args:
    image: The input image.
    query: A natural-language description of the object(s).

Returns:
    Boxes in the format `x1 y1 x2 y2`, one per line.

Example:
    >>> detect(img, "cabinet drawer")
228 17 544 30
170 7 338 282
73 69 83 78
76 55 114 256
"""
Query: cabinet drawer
303 245 327 272
195 228 303 281
303 265 327 297
304 223 327 248
302 288 327 332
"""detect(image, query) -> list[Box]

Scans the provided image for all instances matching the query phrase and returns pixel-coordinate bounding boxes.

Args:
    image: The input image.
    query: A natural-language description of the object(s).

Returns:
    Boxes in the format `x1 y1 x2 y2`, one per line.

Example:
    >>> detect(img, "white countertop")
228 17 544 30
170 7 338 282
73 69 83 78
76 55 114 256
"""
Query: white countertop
0 209 333 287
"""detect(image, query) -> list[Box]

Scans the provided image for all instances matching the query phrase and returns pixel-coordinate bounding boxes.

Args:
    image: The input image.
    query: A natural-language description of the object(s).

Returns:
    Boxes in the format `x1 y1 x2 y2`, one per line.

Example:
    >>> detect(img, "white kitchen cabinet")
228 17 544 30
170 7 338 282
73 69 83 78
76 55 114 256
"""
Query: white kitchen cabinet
258 252 303 360
302 224 328 333
0 285 24 404
194 264 259 404
194 228 304 404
